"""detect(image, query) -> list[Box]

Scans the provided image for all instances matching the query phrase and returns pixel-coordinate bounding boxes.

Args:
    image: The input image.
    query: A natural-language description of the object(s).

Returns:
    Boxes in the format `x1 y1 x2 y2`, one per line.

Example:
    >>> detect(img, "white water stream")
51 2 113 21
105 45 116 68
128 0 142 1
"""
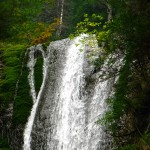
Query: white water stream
23 45 49 150
48 36 86 149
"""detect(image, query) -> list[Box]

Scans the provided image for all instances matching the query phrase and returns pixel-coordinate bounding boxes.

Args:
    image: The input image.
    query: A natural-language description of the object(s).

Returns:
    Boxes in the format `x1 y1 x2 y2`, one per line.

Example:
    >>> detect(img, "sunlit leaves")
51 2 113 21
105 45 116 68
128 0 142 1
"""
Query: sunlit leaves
76 13 103 35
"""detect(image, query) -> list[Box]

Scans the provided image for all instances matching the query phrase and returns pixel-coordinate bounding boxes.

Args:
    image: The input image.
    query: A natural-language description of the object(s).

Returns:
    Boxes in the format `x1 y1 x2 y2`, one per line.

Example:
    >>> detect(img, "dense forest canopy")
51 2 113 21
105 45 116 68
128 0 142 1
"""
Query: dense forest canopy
0 0 150 149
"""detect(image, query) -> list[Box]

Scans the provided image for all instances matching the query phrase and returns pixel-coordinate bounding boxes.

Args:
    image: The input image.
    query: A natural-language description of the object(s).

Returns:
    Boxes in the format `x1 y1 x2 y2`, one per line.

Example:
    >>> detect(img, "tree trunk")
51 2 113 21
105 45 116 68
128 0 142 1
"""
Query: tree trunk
56 0 65 36
107 2 112 21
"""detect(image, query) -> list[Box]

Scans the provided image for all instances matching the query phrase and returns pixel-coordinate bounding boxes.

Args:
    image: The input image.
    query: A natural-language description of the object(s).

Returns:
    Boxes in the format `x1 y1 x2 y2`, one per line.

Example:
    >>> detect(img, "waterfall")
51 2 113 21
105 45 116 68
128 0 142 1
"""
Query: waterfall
48 35 86 149
23 45 49 150
23 35 115 150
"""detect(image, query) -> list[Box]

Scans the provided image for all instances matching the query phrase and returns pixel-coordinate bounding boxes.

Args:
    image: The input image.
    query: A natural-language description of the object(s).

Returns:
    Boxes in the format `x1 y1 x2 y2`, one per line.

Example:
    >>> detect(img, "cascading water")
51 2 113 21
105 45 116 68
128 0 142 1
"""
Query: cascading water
50 36 86 150
23 45 49 150
23 35 115 150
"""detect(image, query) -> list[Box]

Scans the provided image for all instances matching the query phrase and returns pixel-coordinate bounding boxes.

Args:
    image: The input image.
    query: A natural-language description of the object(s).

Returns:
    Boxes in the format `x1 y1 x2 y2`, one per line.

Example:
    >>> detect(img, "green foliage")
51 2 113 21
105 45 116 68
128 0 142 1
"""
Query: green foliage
0 136 9 149
0 44 25 110
12 52 32 125
0 42 32 125
75 13 103 35
71 0 108 25
0 0 58 41
114 144 137 150
60 0 109 38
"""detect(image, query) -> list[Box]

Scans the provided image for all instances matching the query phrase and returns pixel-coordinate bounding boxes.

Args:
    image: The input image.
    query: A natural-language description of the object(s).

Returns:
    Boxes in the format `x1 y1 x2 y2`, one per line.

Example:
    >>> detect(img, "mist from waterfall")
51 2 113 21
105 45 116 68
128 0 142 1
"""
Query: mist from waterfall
23 35 114 150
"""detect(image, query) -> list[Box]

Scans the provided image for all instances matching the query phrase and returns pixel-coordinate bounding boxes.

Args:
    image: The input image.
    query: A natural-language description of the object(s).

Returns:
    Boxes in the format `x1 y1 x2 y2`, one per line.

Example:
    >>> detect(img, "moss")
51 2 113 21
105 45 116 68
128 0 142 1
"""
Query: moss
0 136 9 149
34 56 43 94
0 43 33 125
0 44 25 111
12 54 32 125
